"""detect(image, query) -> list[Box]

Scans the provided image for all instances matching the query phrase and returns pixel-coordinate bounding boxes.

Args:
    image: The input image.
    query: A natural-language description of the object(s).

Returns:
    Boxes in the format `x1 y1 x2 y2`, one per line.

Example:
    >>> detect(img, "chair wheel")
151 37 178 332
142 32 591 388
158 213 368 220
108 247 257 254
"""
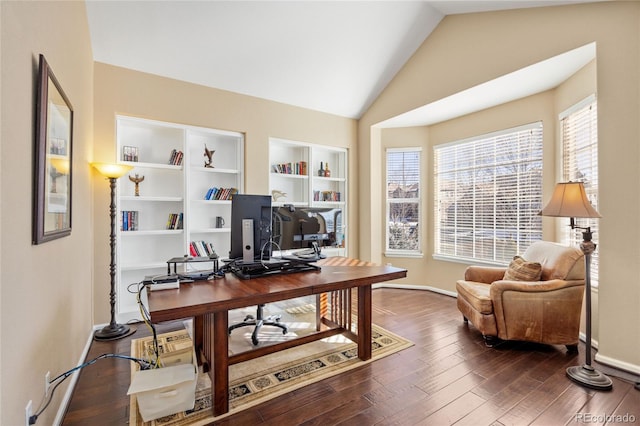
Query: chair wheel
244 315 254 321
252 336 259 346
282 329 287 335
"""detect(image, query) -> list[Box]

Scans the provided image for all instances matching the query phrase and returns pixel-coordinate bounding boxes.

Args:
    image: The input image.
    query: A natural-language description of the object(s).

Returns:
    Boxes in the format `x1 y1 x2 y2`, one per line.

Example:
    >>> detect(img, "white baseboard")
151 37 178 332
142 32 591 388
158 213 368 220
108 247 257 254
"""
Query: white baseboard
595 352 640 376
53 328 96 425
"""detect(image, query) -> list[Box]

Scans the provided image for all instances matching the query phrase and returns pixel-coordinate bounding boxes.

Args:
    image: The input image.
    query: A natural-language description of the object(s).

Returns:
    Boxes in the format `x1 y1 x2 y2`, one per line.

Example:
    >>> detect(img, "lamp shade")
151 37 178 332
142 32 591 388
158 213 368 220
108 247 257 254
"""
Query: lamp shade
540 181 601 218
50 157 70 174
91 162 133 179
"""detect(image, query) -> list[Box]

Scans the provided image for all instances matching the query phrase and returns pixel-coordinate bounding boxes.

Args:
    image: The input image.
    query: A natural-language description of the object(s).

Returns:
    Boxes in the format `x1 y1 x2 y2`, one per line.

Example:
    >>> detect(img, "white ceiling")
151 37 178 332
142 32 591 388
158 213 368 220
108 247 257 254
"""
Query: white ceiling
86 0 599 121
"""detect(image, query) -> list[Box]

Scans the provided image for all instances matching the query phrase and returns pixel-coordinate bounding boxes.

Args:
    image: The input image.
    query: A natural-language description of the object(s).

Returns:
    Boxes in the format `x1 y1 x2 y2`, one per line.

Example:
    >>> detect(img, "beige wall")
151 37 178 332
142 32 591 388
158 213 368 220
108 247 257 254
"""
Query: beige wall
92 63 358 323
1 1 94 424
361 2 639 372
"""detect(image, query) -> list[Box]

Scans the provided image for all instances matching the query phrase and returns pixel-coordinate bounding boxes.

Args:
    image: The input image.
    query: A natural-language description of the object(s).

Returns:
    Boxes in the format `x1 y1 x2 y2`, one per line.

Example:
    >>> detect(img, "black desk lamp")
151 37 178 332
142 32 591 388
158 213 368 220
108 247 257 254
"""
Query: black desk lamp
92 162 136 341
540 181 611 391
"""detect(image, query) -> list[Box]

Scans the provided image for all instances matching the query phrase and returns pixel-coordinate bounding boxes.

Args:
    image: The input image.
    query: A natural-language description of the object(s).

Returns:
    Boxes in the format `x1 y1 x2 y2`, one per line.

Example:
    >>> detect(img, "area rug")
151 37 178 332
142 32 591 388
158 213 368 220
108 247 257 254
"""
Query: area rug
129 323 413 425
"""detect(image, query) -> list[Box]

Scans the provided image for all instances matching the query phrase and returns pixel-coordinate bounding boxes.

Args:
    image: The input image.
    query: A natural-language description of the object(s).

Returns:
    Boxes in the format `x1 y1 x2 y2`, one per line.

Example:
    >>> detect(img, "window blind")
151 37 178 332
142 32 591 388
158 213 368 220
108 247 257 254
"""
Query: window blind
561 97 599 285
386 149 421 253
434 123 543 263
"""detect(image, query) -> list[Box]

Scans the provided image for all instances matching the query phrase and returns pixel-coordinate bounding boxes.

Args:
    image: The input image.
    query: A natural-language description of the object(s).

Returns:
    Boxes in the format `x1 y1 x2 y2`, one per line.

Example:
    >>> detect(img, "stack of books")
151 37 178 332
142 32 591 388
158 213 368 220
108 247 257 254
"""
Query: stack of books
204 187 237 200
122 210 139 231
272 161 307 175
189 240 215 257
168 149 184 166
166 213 183 230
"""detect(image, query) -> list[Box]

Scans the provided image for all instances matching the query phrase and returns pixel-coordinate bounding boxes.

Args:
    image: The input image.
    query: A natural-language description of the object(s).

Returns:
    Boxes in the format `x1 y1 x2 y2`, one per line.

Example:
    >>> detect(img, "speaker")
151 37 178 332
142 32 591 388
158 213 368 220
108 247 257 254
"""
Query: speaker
242 219 254 264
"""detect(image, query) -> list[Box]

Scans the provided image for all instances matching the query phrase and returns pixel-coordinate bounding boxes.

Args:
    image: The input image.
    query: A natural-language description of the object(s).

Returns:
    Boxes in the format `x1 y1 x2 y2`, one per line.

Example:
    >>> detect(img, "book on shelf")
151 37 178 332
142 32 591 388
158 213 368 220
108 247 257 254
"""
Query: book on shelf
204 187 237 201
189 240 215 257
168 149 184 166
121 210 139 231
166 212 183 230
272 161 307 175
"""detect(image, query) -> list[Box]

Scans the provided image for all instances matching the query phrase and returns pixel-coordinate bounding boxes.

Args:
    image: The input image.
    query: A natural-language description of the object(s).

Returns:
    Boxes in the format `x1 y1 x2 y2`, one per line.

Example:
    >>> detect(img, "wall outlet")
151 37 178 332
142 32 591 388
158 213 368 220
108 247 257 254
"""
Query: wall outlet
45 371 51 395
25 400 32 426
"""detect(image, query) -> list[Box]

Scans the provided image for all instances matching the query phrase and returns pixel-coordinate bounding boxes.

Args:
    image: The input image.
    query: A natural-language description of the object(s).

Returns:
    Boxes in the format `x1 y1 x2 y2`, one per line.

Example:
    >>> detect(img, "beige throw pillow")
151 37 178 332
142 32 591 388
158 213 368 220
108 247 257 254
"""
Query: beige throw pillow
503 256 542 281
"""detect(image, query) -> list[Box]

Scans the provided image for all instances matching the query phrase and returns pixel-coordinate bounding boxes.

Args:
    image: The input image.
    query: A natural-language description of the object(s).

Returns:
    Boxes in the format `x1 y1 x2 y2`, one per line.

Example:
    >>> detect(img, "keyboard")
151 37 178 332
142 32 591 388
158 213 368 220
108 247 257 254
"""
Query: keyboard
226 258 320 279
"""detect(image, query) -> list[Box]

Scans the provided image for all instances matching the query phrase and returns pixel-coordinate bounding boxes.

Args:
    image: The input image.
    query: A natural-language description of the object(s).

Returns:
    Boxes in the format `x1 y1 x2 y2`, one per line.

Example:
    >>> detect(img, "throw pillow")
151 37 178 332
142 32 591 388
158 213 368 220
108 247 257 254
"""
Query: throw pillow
503 256 542 281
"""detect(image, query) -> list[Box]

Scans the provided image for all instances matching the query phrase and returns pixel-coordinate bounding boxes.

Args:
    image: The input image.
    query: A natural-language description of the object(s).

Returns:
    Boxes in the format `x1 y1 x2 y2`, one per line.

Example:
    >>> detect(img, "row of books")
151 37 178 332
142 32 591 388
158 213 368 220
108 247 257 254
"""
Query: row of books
272 161 307 175
169 149 184 165
166 213 184 230
204 187 237 200
122 210 139 231
189 240 215 257
313 190 341 202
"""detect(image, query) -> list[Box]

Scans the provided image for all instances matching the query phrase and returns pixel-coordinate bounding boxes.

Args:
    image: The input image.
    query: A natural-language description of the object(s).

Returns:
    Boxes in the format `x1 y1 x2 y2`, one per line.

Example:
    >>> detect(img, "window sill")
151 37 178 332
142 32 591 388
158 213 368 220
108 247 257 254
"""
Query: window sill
384 251 423 259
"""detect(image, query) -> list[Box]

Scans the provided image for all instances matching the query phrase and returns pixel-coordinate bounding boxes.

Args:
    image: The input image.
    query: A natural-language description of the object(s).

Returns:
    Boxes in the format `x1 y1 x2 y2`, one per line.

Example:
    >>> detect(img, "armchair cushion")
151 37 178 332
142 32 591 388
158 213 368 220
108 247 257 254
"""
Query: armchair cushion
456 281 493 314
503 256 542 281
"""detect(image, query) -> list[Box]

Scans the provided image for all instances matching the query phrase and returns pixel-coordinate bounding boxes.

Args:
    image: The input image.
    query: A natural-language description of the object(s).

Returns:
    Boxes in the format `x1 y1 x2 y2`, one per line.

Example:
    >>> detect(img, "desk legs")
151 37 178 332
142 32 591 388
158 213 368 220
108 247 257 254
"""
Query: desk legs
203 311 229 417
203 286 371 417
357 284 372 360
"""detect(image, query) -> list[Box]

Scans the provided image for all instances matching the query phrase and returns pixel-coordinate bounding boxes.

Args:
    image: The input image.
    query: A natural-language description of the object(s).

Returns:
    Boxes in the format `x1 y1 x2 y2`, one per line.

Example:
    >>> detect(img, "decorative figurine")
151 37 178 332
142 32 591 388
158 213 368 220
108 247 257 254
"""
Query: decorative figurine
271 189 287 201
204 145 215 168
129 173 145 196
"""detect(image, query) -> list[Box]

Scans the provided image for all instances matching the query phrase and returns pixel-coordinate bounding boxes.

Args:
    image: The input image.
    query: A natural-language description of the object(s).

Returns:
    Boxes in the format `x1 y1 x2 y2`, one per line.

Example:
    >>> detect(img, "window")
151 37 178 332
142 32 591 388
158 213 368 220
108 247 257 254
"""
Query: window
434 123 543 264
386 148 421 255
560 96 599 285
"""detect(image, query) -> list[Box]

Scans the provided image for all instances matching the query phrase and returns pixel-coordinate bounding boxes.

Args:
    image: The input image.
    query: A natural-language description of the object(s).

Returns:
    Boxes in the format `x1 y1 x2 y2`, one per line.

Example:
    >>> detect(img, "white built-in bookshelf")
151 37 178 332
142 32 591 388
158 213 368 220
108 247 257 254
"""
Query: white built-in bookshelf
269 137 348 257
116 116 243 320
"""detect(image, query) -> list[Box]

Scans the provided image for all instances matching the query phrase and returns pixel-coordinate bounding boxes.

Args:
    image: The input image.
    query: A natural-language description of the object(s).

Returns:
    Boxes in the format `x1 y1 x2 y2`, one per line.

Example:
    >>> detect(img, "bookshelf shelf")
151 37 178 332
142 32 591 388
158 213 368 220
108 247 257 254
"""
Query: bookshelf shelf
190 228 230 234
120 229 183 236
121 196 183 202
120 161 183 171
115 115 243 321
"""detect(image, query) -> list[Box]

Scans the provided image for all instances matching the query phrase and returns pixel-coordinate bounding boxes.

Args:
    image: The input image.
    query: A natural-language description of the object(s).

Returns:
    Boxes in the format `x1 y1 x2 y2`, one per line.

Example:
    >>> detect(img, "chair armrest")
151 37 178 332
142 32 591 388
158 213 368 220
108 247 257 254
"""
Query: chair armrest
490 279 585 343
464 265 506 284
490 279 584 297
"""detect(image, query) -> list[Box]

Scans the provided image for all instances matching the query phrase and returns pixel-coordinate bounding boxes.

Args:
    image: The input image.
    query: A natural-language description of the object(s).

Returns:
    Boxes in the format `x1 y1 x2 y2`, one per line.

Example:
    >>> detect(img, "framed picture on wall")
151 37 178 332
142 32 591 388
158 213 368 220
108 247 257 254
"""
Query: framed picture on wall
33 54 74 244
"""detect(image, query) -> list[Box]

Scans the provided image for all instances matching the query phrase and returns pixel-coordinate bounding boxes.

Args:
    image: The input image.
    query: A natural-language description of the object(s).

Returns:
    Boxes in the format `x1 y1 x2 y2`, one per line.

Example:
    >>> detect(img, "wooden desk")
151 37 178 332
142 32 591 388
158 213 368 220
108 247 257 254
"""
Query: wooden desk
147 257 407 416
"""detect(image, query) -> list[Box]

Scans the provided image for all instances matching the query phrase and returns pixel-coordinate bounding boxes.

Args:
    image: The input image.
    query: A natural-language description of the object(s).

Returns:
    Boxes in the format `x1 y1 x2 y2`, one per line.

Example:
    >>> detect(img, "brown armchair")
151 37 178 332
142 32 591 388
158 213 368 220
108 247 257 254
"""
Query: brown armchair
456 241 585 351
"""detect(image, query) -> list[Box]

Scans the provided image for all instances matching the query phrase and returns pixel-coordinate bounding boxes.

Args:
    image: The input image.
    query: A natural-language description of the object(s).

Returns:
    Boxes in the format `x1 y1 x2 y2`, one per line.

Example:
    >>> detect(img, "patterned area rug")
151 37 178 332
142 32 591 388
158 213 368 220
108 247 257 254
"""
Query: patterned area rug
129 323 412 425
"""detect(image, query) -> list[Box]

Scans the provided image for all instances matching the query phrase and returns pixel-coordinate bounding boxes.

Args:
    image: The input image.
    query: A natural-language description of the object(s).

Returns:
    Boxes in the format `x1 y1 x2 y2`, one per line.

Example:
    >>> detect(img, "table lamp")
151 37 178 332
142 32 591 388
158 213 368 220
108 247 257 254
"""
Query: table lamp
540 181 612 390
91 162 136 340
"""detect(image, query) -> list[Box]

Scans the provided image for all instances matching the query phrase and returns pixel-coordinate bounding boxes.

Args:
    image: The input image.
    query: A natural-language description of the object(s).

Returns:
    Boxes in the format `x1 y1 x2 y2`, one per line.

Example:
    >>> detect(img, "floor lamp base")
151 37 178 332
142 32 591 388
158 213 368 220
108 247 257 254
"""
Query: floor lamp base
566 364 613 391
94 323 136 341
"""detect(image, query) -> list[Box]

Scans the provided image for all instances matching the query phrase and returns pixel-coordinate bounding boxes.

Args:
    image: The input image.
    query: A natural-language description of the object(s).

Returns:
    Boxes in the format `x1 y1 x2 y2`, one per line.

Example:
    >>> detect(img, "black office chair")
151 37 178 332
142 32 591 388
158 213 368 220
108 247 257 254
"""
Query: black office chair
228 304 288 345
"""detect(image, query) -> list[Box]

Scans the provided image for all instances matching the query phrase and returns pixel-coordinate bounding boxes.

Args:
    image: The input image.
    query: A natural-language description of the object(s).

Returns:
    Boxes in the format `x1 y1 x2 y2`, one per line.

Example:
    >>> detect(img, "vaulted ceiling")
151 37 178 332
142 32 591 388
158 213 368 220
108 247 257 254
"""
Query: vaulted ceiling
86 1 600 121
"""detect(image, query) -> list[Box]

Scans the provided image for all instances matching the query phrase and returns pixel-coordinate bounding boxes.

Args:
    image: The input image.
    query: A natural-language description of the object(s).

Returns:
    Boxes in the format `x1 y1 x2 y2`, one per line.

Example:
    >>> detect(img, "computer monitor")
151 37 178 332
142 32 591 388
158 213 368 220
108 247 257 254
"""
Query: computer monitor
229 194 273 262
272 206 343 252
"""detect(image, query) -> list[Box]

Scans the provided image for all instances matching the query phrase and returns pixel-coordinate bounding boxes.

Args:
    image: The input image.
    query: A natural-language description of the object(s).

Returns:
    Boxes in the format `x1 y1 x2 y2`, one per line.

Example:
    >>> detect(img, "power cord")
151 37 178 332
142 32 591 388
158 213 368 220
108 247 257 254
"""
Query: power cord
134 281 162 368
28 353 155 425
31 280 166 424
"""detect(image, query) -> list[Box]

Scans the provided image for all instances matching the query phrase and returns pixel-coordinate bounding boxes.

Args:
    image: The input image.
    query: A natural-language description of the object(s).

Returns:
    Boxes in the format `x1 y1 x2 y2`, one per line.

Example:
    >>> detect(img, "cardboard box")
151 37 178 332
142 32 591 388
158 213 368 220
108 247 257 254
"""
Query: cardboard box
127 363 197 422
139 329 194 368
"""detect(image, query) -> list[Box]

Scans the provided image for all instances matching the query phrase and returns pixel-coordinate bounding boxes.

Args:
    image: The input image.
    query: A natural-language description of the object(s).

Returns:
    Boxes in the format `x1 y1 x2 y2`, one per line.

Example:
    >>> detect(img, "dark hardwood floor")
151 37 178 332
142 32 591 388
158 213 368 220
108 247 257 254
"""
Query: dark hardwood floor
62 288 640 425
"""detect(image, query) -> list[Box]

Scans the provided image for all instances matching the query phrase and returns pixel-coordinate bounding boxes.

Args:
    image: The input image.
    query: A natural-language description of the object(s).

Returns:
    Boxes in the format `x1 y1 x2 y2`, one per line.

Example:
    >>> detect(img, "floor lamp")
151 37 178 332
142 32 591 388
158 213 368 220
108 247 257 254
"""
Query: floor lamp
540 181 612 391
91 162 136 341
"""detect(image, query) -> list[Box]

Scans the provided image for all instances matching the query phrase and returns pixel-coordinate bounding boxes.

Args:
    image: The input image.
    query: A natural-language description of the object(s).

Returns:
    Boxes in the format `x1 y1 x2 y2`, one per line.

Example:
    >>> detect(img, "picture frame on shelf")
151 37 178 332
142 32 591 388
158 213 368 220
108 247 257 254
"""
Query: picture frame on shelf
33 54 73 244
123 145 139 162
